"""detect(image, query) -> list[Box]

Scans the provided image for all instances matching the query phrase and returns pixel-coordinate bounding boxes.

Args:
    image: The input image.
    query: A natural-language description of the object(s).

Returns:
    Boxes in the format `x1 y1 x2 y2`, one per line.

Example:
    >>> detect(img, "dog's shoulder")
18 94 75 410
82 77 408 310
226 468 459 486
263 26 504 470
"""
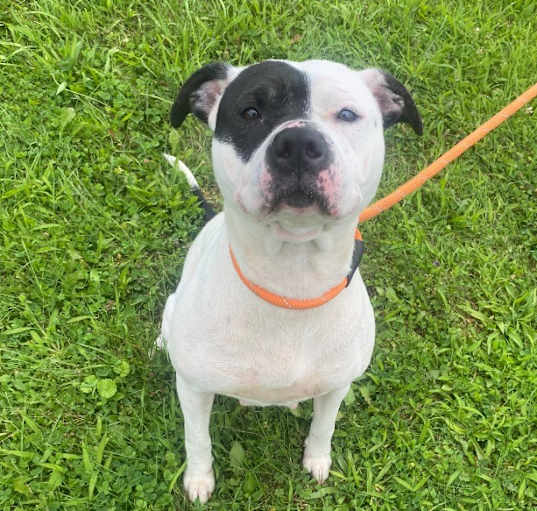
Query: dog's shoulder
181 212 225 272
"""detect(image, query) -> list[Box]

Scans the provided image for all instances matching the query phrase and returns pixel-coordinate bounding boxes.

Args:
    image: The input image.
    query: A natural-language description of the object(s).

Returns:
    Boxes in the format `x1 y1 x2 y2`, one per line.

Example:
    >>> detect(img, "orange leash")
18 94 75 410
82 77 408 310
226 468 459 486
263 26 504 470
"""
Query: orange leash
229 83 537 309
359 82 537 223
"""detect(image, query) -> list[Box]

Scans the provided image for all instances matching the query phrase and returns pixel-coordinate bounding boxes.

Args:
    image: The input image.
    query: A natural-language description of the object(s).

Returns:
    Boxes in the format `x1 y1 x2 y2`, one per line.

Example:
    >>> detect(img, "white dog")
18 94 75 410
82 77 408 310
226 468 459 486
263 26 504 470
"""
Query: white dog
158 59 422 502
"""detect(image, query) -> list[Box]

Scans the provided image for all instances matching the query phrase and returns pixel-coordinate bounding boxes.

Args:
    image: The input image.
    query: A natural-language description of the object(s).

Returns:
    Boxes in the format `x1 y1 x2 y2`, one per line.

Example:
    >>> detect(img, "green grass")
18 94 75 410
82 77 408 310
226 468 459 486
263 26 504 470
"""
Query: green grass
1 0 536 509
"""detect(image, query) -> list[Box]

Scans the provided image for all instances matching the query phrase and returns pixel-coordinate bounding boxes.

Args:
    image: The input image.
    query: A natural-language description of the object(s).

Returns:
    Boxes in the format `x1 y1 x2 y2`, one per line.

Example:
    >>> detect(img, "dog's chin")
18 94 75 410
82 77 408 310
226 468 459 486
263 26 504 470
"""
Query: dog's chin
264 192 334 243
272 222 323 242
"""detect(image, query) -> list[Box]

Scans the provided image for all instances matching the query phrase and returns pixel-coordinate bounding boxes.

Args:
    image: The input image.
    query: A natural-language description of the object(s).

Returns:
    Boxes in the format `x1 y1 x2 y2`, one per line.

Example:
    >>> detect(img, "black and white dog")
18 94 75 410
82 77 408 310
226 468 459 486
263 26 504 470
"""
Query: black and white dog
158 59 422 502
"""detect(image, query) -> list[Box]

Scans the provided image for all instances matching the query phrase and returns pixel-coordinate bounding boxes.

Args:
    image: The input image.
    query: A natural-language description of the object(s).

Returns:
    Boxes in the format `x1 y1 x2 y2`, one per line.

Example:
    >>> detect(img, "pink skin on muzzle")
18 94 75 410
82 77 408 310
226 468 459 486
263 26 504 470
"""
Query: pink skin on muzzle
258 164 342 217
316 166 341 216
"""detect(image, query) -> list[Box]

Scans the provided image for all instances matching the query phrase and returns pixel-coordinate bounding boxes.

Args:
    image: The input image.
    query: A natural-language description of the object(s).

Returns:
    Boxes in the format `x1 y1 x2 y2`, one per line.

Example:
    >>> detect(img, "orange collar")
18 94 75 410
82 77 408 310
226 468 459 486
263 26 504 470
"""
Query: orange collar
229 229 363 310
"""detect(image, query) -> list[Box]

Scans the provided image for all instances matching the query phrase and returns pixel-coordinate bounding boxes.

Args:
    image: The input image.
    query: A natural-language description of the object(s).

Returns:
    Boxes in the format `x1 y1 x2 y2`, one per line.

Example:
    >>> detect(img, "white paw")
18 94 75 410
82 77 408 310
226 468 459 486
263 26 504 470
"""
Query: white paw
184 467 215 503
303 453 331 483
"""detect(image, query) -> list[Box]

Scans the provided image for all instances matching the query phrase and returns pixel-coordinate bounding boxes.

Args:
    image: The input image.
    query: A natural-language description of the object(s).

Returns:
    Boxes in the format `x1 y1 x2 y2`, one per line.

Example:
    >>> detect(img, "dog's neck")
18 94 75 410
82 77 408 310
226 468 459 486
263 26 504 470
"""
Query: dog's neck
224 204 358 300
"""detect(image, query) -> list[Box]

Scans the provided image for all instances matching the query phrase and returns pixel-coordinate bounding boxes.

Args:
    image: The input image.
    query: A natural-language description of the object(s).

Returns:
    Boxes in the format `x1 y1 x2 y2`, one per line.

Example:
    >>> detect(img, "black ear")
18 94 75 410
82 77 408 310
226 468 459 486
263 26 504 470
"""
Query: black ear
361 68 423 135
170 62 231 128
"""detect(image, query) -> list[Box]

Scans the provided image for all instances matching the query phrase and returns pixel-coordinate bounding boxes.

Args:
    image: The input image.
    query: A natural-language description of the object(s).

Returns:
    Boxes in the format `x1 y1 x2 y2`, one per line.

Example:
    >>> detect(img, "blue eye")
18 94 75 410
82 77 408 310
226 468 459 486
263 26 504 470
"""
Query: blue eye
337 109 360 122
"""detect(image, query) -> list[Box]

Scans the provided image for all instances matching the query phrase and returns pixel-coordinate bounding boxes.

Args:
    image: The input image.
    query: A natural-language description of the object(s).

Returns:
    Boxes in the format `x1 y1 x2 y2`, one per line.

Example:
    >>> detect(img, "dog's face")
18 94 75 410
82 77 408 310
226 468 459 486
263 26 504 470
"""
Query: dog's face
171 60 421 234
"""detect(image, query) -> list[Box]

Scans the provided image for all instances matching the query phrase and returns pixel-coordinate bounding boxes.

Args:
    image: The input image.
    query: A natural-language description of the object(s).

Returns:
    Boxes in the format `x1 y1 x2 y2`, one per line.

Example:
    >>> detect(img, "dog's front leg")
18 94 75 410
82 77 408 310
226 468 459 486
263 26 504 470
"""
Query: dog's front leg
176 374 215 503
303 385 350 483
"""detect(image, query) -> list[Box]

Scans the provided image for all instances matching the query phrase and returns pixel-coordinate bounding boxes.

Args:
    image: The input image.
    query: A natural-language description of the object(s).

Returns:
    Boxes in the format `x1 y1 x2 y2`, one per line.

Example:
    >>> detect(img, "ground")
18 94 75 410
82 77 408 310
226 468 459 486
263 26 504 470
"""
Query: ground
1 0 536 509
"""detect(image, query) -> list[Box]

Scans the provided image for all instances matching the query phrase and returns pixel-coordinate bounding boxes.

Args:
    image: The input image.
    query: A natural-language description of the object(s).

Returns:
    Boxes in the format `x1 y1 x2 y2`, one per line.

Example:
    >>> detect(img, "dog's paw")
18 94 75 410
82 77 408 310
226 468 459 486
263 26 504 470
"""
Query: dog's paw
184 467 215 503
303 453 331 483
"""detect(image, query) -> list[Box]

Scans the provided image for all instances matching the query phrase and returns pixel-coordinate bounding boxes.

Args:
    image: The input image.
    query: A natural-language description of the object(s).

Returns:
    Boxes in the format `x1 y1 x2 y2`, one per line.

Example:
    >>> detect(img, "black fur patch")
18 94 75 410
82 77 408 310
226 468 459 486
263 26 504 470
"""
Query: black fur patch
214 61 310 162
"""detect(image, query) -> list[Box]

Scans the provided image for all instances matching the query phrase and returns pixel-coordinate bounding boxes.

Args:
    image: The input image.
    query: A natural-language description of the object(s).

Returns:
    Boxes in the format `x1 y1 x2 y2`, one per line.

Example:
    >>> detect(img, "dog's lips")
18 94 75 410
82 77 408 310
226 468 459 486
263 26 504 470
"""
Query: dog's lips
269 186 330 214
265 163 340 215
281 190 315 208
279 203 319 215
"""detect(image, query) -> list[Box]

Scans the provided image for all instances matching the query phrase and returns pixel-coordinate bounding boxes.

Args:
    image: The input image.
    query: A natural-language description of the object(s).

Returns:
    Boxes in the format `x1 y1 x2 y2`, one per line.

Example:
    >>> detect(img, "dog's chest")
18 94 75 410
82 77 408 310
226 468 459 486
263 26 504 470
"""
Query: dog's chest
210 322 338 401
167 286 374 406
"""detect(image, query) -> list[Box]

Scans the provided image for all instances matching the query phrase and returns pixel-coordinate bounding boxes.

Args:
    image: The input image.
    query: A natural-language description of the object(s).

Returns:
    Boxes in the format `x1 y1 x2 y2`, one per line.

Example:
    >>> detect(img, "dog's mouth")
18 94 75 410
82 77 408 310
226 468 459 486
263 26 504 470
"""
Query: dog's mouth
269 186 330 214
281 189 315 208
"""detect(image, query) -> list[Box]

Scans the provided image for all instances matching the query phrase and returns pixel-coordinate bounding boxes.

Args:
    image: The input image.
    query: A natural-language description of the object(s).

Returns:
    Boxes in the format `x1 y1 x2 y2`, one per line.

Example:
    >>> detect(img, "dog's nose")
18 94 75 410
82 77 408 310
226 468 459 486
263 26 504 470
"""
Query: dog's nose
267 127 331 175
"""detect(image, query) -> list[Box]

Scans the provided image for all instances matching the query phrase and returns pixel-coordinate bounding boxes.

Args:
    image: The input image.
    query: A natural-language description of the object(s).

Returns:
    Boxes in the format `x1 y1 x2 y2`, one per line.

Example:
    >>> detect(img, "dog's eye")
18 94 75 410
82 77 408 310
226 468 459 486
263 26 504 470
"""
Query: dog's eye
241 107 261 121
337 109 360 122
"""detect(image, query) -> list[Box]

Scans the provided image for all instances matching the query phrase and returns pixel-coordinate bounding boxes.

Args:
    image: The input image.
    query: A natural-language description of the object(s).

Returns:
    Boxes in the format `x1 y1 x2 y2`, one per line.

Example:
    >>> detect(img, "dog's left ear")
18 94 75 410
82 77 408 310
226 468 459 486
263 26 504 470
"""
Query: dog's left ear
170 62 239 130
360 68 423 135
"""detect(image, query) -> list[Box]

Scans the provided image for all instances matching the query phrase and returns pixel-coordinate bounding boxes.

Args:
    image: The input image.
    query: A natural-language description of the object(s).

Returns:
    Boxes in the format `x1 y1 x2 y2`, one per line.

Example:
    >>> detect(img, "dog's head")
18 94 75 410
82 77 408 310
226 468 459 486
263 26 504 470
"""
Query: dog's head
171 60 421 230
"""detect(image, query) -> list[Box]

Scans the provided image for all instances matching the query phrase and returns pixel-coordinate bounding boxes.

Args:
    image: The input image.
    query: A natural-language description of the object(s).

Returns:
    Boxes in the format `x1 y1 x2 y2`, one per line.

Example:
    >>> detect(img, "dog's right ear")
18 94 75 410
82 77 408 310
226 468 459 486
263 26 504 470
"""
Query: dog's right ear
170 62 237 130
359 68 423 135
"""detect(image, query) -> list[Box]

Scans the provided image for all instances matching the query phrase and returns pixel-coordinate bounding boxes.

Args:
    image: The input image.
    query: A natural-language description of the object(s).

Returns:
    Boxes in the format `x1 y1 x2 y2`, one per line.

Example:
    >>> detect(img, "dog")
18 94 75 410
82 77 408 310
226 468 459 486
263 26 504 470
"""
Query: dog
157 59 422 502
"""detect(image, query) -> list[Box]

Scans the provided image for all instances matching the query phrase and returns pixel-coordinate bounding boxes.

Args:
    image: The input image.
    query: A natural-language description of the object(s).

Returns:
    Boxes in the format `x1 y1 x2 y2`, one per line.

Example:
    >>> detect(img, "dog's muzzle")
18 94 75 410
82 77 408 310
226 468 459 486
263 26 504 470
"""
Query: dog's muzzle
266 126 334 210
